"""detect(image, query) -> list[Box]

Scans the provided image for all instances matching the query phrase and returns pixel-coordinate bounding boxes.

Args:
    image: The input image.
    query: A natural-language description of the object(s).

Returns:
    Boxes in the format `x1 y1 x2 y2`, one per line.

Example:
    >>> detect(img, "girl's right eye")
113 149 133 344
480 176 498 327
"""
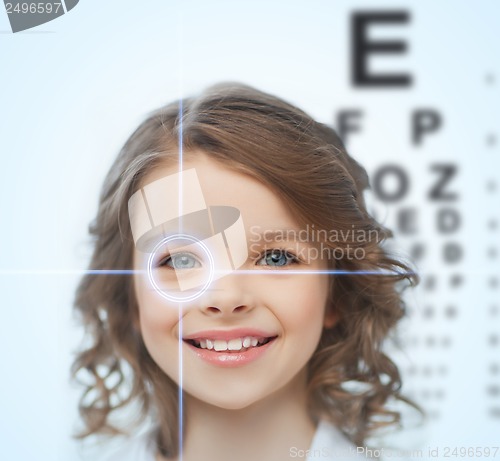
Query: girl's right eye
256 249 299 267
158 253 202 270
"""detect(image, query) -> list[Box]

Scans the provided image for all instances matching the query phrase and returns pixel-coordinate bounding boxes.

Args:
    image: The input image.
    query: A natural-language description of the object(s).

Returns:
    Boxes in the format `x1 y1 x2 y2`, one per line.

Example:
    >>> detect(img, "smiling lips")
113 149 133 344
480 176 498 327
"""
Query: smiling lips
186 336 273 352
182 329 278 367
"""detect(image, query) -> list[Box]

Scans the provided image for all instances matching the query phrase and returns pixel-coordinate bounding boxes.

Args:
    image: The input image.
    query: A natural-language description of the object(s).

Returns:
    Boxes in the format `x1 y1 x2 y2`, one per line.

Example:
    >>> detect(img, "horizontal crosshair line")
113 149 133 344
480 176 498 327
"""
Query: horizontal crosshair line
0 269 416 276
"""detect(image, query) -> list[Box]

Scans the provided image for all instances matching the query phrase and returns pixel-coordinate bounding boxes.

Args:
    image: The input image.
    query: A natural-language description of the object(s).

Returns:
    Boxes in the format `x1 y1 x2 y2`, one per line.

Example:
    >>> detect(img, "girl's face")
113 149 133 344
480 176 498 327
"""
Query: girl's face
133 152 333 410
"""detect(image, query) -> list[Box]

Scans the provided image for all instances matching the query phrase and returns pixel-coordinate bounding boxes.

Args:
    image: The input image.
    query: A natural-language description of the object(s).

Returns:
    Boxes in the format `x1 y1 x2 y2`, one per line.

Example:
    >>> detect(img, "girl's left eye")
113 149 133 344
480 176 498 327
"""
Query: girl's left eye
159 253 201 270
256 249 298 267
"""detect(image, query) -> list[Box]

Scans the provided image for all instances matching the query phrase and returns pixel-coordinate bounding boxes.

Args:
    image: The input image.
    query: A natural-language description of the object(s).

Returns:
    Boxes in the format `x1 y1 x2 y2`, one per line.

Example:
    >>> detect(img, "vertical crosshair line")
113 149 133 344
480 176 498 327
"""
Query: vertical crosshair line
177 105 184 459
177 103 185 461
178 304 183 460
177 7 184 459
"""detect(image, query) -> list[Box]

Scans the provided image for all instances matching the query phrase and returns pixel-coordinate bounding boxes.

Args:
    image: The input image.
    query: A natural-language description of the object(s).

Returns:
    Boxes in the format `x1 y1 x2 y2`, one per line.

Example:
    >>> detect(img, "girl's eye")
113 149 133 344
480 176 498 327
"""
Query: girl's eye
159 253 201 270
257 249 298 267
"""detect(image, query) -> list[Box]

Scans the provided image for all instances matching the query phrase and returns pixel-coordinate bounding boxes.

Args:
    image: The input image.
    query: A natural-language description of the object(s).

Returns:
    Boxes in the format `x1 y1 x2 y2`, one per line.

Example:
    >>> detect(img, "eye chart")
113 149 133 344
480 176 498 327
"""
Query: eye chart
332 5 500 457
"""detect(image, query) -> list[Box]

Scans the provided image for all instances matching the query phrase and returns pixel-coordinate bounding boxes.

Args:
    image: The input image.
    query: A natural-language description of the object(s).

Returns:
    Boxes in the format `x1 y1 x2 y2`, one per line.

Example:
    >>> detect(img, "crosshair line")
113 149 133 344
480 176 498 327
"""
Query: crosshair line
0 269 417 276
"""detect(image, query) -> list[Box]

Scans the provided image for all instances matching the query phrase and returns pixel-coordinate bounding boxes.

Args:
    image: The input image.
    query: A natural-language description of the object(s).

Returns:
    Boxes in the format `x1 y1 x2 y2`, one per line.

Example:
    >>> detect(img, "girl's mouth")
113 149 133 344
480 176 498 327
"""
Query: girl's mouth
184 336 277 353
182 329 279 367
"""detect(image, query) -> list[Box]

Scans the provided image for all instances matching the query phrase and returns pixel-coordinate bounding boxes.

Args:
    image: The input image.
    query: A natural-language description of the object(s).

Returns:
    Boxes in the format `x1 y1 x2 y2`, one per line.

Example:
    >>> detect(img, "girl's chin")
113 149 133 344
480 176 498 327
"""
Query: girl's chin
184 389 269 411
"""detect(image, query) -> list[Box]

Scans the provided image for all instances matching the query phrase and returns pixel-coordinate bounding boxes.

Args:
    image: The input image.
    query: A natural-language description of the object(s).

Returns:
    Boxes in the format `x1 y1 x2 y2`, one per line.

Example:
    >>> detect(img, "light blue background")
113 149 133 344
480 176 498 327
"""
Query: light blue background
1 1 499 460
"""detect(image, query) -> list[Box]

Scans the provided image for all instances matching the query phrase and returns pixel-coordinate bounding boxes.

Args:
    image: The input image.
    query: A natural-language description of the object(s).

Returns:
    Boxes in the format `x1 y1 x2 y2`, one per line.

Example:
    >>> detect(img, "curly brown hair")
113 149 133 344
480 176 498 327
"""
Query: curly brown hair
72 82 419 456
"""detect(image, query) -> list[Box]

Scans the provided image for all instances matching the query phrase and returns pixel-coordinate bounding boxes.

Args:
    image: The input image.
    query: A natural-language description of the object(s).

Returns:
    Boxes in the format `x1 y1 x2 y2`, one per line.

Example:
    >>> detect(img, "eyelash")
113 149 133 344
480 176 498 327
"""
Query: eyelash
156 248 301 269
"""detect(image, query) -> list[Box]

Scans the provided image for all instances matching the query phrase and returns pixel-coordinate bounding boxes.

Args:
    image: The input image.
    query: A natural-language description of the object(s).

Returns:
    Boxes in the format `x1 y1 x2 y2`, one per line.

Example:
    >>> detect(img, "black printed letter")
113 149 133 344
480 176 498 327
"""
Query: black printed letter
352 11 412 87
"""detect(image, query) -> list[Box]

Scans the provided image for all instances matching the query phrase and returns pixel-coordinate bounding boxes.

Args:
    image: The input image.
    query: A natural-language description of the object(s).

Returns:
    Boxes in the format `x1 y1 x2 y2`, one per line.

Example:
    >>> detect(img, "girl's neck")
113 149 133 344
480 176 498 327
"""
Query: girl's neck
162 369 316 461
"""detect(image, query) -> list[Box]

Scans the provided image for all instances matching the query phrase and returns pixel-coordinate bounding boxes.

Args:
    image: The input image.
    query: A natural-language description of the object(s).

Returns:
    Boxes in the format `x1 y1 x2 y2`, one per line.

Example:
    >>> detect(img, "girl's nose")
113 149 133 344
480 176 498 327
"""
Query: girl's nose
199 274 254 317
202 303 252 316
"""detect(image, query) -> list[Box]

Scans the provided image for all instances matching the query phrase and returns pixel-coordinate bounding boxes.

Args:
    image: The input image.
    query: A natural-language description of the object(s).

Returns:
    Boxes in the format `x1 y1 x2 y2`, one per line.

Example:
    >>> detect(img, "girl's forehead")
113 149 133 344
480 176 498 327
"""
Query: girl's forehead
139 152 299 228
130 152 302 255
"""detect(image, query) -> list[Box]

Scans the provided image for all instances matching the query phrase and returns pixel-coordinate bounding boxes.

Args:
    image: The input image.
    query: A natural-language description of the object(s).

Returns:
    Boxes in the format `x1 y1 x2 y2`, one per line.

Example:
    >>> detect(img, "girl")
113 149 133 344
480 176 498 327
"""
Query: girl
72 83 418 461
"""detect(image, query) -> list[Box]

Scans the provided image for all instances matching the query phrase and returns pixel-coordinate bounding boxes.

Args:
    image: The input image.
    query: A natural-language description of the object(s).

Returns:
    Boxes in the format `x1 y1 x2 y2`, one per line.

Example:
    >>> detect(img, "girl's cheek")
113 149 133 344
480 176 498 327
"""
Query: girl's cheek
135 278 179 334
137 287 181 380
296 283 328 326
262 276 328 326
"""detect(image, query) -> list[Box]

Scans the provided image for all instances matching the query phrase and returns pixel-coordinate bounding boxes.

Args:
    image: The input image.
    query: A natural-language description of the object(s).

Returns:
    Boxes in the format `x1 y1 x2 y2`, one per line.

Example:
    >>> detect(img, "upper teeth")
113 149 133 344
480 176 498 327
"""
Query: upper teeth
191 336 268 351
